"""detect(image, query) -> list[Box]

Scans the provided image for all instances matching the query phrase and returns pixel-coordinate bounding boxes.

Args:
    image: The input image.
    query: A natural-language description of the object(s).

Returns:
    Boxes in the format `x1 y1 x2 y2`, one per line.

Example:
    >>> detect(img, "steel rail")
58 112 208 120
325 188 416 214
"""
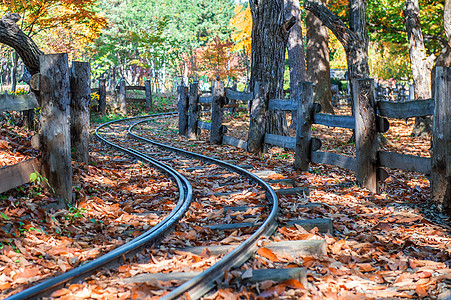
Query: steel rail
128 118 279 300
7 113 191 300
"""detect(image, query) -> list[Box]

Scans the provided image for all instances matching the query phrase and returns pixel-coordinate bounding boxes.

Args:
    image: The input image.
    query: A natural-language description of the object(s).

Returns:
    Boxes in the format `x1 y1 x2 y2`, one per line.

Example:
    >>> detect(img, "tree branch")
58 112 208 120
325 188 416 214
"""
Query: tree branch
282 16 296 33
0 14 43 75
304 0 357 52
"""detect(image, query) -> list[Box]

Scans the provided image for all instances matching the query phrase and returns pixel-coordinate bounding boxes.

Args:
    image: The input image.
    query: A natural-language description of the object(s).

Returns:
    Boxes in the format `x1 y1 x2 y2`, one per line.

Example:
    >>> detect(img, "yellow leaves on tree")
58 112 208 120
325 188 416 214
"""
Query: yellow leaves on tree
0 0 107 58
230 4 252 55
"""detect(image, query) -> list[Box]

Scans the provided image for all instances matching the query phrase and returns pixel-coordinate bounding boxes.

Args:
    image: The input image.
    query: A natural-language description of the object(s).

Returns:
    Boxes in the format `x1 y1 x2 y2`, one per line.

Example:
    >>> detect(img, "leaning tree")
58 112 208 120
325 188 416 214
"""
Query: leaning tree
304 0 371 109
0 13 42 78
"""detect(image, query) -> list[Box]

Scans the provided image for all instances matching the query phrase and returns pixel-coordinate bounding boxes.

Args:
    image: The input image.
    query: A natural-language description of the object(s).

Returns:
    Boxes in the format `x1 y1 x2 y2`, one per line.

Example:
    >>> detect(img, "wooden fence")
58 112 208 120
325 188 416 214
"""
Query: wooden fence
0 54 91 206
92 79 153 114
177 67 451 211
0 93 39 194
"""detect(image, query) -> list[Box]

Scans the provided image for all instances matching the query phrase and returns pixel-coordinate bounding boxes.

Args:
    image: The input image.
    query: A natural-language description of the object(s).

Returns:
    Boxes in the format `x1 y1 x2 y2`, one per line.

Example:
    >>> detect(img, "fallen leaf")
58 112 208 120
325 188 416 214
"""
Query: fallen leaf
257 247 279 262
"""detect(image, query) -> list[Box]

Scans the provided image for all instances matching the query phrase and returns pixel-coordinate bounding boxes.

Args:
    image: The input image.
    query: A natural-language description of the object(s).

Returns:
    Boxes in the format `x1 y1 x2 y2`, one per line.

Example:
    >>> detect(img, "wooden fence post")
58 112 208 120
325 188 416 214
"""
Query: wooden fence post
178 84 189 135
247 81 268 154
187 82 199 140
145 79 152 109
39 53 72 206
70 61 90 164
99 78 106 115
119 79 127 114
210 78 225 144
432 66 451 215
353 78 378 193
294 82 313 171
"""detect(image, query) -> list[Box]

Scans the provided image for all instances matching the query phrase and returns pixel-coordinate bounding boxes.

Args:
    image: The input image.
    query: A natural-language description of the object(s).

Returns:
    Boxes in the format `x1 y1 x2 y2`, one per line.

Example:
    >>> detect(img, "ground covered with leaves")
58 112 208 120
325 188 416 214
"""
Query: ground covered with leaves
0 121 179 298
0 102 450 299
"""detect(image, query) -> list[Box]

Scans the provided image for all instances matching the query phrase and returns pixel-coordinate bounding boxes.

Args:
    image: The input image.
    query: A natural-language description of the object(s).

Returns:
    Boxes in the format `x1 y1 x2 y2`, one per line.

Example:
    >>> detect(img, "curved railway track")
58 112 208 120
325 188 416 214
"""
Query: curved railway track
8 113 279 300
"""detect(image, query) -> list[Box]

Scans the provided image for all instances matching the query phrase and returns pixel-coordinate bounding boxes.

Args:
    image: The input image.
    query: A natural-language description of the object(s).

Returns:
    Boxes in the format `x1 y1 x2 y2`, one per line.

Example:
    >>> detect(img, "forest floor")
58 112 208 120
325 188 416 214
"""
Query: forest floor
0 100 450 299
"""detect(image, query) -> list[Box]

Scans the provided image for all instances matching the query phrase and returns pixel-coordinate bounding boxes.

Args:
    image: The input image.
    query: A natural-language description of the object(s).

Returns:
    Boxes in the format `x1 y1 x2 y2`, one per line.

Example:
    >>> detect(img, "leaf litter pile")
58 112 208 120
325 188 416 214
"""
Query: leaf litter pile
0 123 179 299
0 103 450 299
127 109 450 299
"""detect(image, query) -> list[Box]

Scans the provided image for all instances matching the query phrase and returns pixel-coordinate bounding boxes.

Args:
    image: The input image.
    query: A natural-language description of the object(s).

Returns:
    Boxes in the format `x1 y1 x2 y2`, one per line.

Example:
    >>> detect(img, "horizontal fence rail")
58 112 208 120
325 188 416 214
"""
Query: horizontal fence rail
0 93 39 113
376 98 434 119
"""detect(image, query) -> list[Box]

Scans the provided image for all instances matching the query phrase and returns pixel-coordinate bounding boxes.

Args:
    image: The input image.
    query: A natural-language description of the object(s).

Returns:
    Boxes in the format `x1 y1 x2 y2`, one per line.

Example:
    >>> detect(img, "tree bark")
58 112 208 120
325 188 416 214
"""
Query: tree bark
306 0 334 114
250 0 293 136
70 62 91 164
0 13 42 76
405 0 434 137
431 0 451 97
304 0 370 110
285 0 307 94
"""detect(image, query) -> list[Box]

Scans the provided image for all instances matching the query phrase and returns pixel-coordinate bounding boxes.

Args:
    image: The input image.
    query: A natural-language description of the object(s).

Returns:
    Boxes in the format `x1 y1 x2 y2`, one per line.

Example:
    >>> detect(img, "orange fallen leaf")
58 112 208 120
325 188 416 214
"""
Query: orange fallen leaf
415 284 429 298
282 278 305 289
50 288 70 297
117 265 131 273
200 247 210 258
0 282 11 291
257 247 279 262
0 140 9 149
357 263 376 272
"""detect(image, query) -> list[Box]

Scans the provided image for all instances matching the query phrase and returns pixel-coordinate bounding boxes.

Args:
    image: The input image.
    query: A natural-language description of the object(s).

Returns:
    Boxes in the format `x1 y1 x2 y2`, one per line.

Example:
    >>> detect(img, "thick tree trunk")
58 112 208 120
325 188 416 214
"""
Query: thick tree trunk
249 0 294 137
405 0 434 137
306 0 334 114
0 13 42 76
285 0 307 94
304 0 370 110
285 0 308 127
431 0 451 97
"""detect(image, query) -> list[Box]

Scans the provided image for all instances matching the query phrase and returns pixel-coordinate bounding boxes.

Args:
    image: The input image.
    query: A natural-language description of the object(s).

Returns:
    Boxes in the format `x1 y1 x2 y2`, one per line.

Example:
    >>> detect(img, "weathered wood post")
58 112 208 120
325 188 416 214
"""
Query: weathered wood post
294 82 313 171
178 84 189 135
247 81 268 154
145 79 152 109
210 78 225 144
39 53 72 206
187 82 199 140
70 61 90 164
353 78 378 193
229 83 237 113
23 109 34 130
432 66 451 215
99 78 107 115
119 79 127 114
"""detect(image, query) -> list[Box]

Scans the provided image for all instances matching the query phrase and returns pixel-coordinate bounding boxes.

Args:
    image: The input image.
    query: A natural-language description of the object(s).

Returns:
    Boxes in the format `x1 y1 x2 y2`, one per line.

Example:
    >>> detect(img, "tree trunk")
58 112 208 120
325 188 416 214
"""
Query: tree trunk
249 0 294 137
306 0 334 114
431 0 451 98
0 13 42 76
304 0 370 111
70 61 91 164
11 51 18 92
405 0 434 137
285 0 307 96
285 0 308 127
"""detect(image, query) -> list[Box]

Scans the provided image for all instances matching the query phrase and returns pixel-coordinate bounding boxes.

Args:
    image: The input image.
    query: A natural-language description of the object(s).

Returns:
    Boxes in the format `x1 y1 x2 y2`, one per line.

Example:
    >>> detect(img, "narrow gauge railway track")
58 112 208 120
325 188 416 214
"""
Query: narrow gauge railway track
8 113 279 300
7 113 191 300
